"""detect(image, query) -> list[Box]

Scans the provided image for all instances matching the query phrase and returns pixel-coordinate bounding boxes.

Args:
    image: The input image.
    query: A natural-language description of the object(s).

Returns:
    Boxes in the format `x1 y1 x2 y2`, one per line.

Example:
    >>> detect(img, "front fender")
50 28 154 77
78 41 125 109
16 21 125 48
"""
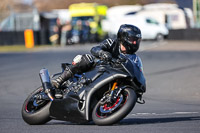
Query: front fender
84 70 128 120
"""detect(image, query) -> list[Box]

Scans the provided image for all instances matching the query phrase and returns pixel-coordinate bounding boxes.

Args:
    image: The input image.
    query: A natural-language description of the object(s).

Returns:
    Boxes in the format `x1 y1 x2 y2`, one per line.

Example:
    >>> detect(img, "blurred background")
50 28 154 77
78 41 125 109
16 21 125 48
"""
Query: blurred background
0 0 199 46
0 1 200 132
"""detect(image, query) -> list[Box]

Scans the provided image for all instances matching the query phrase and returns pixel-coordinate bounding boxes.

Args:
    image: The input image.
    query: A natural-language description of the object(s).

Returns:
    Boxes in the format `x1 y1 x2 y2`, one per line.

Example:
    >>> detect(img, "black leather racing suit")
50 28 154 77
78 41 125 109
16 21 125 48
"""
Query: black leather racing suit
91 38 120 59
61 38 119 80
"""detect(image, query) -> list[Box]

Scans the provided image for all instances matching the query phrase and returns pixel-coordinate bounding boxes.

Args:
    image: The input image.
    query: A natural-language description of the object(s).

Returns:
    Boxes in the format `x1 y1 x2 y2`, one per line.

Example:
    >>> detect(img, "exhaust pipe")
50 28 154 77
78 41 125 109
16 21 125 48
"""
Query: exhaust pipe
39 68 54 101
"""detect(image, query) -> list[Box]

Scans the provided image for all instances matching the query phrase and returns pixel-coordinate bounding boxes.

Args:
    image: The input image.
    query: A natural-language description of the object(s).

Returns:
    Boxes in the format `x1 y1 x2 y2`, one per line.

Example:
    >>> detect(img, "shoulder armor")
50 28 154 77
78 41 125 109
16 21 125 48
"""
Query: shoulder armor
100 38 114 49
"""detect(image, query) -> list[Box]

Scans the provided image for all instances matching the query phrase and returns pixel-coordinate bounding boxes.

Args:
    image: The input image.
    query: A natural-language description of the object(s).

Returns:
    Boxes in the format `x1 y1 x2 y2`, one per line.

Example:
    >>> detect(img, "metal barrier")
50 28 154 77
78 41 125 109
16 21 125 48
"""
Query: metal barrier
0 31 24 45
1 29 200 45
168 29 200 40
0 30 50 45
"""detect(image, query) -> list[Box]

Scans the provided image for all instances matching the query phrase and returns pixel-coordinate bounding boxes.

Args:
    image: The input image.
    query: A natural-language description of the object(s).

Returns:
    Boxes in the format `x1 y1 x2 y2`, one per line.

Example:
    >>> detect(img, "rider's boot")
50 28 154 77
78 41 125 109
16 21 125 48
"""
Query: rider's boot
52 68 73 98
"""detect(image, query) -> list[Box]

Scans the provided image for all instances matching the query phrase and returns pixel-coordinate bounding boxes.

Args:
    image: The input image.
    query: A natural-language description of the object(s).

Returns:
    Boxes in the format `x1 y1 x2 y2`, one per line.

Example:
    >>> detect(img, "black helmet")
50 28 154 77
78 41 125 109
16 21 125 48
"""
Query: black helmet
117 24 142 54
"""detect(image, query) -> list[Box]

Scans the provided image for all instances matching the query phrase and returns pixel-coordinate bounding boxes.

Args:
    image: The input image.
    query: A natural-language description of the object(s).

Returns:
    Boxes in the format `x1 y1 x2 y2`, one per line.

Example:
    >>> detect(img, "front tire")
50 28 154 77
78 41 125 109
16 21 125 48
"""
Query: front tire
92 88 137 125
21 86 52 125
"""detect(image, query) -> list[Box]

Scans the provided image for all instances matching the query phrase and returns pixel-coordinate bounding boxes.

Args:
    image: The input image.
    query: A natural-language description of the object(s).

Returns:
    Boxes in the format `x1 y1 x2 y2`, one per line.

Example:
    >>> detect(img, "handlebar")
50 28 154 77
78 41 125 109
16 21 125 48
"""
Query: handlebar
99 54 127 66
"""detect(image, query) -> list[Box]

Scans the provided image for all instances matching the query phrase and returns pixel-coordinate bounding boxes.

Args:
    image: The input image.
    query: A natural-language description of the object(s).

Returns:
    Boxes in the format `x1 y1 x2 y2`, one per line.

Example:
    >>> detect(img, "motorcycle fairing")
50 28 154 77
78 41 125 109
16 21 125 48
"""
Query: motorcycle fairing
121 54 146 88
49 95 87 123
49 65 129 123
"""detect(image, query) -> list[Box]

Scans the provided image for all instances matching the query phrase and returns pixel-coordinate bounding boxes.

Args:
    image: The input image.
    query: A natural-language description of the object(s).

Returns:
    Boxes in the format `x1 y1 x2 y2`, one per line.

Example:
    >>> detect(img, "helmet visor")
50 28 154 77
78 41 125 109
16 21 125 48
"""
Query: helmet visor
127 36 141 45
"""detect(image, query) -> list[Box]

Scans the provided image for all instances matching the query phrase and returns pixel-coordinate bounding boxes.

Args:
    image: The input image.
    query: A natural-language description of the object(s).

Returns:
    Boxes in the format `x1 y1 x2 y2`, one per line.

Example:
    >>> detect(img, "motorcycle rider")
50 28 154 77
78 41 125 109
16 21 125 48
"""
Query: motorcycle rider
52 24 145 98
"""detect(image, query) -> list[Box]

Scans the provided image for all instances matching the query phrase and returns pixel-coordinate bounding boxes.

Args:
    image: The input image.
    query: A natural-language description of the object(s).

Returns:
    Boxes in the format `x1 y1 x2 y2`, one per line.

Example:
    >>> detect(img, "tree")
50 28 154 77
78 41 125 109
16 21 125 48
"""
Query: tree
0 0 15 12
33 0 175 11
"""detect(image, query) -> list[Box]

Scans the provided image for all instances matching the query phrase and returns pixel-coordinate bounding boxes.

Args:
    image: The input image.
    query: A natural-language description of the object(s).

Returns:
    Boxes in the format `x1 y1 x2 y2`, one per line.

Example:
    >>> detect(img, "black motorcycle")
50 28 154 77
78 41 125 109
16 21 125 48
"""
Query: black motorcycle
21 54 146 125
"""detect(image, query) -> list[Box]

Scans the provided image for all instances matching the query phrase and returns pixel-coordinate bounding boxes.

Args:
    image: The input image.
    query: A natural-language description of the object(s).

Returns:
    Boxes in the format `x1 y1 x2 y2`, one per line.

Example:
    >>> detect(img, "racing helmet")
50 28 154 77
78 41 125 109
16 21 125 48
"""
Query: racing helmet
117 24 142 54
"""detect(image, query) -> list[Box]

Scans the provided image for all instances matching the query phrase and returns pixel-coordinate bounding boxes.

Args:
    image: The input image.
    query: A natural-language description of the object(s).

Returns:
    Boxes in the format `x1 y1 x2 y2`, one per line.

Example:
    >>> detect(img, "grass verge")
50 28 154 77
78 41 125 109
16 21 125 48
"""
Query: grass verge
0 45 53 53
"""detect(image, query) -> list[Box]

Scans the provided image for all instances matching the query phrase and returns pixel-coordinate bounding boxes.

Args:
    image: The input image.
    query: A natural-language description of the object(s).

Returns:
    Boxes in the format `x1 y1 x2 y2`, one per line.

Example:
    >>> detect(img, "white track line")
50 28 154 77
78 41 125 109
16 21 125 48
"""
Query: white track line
131 112 199 116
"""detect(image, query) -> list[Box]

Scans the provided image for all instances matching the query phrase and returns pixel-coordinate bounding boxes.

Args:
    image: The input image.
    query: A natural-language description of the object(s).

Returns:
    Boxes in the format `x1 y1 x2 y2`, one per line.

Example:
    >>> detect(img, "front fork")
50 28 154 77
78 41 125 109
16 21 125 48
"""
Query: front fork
102 81 122 104
109 82 118 97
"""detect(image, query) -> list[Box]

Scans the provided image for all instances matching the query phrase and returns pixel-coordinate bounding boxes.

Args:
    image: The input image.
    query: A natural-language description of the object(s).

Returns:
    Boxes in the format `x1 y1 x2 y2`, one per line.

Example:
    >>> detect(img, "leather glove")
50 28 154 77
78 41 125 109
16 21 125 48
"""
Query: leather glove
99 51 112 61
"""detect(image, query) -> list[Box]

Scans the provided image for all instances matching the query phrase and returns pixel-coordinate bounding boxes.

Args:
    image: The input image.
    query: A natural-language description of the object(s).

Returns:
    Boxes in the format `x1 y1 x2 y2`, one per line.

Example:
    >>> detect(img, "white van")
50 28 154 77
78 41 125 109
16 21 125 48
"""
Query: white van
102 15 169 40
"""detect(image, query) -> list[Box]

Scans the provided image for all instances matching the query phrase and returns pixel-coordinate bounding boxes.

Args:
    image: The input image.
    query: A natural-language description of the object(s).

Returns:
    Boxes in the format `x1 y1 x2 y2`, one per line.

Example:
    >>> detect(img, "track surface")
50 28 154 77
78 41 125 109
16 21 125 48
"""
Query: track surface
0 41 200 133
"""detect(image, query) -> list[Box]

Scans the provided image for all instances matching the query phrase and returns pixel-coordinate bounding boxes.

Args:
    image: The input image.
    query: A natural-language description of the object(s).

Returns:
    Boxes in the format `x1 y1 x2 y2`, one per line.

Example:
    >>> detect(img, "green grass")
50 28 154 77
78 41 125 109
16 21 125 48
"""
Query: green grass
0 45 53 53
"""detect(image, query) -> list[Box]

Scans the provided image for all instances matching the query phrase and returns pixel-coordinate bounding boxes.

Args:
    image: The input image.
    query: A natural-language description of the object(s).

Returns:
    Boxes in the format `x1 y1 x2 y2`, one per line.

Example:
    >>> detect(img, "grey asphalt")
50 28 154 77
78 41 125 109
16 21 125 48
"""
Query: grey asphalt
0 41 200 133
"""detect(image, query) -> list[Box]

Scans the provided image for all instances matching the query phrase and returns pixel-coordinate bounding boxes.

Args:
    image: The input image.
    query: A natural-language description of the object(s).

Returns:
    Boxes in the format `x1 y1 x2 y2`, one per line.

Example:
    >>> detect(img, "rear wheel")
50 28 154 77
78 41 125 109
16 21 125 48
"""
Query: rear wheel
21 86 52 125
92 88 137 125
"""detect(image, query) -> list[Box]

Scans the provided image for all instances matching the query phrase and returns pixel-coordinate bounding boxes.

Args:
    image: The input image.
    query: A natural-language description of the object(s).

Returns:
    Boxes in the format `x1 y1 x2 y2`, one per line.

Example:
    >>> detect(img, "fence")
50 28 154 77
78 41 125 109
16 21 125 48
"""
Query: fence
0 7 40 31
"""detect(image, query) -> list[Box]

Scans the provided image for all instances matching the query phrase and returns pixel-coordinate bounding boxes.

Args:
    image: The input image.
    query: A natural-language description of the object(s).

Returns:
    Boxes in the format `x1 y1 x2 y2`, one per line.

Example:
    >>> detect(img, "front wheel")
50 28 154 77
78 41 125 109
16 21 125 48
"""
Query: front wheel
21 86 52 125
92 88 137 125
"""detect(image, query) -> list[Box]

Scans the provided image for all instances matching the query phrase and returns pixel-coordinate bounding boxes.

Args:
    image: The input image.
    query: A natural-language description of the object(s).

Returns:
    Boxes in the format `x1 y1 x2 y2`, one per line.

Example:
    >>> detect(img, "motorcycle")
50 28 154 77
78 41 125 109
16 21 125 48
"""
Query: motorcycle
21 54 146 125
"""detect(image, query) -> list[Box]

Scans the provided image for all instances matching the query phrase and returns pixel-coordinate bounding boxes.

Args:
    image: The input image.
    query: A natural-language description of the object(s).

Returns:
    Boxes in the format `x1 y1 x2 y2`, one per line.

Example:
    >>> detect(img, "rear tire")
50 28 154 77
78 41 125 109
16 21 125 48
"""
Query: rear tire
92 88 137 125
21 87 52 125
